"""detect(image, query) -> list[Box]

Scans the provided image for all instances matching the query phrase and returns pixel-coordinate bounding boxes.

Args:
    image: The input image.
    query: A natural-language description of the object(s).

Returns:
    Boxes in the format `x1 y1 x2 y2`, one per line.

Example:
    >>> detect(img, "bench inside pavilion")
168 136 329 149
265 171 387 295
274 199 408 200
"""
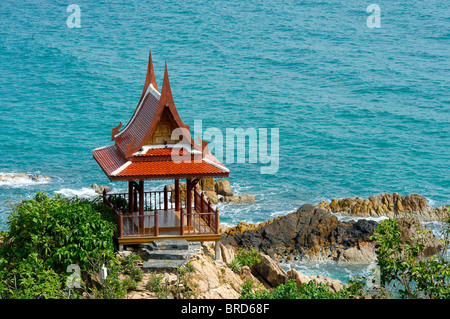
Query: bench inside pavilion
92 51 230 252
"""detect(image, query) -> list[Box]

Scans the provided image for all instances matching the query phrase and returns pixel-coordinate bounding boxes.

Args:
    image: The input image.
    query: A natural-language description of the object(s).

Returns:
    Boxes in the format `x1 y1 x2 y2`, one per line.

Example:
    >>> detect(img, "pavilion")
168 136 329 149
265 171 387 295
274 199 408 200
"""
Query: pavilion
92 51 230 249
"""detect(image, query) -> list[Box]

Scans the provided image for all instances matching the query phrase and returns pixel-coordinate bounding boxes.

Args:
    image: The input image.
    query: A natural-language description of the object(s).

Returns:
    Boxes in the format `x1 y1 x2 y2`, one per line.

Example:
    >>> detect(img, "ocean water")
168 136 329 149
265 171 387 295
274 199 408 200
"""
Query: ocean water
0 0 449 281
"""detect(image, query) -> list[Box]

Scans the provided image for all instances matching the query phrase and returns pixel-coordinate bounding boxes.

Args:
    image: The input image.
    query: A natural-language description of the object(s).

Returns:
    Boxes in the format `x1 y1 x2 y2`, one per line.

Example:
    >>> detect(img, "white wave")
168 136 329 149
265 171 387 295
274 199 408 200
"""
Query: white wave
426 197 436 207
332 212 389 223
0 173 51 187
55 187 100 199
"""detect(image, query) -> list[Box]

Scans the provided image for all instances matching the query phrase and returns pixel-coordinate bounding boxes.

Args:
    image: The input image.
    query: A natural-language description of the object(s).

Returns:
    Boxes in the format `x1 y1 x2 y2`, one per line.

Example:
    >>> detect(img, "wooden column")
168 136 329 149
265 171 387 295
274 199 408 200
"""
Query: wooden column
164 186 168 211
128 181 134 215
175 179 180 211
133 187 138 212
186 178 192 226
139 180 144 230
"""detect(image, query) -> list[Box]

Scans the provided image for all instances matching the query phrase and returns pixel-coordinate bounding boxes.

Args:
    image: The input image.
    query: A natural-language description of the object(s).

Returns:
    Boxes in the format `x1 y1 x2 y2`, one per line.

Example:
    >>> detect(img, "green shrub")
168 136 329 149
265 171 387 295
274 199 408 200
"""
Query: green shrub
0 192 117 298
370 218 450 299
234 248 261 267
228 258 243 273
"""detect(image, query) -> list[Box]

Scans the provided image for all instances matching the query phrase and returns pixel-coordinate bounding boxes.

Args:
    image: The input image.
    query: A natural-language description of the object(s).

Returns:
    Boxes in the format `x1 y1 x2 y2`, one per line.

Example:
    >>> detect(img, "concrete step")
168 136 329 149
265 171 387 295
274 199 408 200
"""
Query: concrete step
144 249 191 260
142 259 187 272
139 240 202 272
141 240 190 252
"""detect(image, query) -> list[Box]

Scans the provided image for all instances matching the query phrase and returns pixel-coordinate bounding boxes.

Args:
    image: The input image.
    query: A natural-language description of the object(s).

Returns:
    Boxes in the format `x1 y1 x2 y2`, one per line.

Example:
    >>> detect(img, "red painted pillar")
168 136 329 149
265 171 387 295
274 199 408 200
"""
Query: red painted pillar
175 179 180 211
186 178 192 226
128 181 134 215
139 181 144 230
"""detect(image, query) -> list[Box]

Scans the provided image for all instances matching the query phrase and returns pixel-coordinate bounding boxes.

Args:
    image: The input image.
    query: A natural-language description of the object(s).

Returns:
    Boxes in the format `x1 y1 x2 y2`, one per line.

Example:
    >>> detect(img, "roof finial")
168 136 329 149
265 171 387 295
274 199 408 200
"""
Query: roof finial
144 49 159 92
159 61 175 107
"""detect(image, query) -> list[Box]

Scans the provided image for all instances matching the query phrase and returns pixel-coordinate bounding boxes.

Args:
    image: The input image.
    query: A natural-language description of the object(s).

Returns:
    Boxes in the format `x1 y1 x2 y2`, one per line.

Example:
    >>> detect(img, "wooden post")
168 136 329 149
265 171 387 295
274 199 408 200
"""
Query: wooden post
164 185 168 211
175 179 180 211
133 187 138 212
208 199 212 225
186 178 192 226
180 208 185 235
215 208 220 234
119 212 123 238
128 181 134 215
201 192 205 214
139 181 144 230
154 208 159 236
102 189 107 204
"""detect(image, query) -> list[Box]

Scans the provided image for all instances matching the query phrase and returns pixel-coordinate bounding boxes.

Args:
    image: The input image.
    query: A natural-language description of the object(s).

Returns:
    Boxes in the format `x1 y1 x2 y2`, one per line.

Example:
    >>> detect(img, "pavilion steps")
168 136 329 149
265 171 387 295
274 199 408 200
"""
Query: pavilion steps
139 240 201 272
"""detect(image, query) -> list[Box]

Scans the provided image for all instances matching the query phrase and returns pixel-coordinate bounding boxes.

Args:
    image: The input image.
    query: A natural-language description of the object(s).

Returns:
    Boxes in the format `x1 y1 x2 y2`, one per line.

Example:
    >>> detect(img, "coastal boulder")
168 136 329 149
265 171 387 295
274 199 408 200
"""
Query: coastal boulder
215 180 233 196
287 269 343 293
221 204 378 261
252 253 288 287
91 183 112 194
220 194 256 204
327 193 449 222
199 177 216 192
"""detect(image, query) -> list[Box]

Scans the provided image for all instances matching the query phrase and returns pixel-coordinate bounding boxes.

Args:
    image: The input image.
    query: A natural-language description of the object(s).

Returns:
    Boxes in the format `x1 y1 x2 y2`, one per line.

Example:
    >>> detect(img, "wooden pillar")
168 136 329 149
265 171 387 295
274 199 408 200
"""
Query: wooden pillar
164 186 168 211
175 179 180 211
186 178 192 226
139 181 144 230
154 208 159 236
128 181 134 215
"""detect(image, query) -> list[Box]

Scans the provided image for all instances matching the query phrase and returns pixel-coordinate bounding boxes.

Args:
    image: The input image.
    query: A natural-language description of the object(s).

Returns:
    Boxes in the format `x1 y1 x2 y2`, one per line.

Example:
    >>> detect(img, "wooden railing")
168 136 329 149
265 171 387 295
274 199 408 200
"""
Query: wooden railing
103 187 219 237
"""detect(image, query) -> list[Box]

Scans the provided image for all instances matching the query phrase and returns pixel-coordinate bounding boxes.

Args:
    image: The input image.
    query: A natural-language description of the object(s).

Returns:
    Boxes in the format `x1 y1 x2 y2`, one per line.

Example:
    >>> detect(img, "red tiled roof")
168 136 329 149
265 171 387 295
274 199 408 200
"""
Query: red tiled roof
135 147 188 157
92 144 127 176
93 144 228 181
114 90 159 155
116 160 227 179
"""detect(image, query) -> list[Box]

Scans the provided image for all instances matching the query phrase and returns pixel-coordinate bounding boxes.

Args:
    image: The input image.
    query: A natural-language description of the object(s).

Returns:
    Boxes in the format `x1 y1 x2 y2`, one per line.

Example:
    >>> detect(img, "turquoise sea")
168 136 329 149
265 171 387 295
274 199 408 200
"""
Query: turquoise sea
0 0 449 282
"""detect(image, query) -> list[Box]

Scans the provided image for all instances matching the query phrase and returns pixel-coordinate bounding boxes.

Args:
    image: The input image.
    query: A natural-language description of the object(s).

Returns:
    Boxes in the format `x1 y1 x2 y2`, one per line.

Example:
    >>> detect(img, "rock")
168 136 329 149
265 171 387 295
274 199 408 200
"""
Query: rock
220 194 256 204
287 269 343 293
204 191 219 204
252 253 288 287
215 180 233 196
220 244 237 265
397 218 443 257
221 217 291 247
221 204 378 261
187 249 261 299
327 193 449 222
199 177 215 192
91 184 112 194
337 243 377 264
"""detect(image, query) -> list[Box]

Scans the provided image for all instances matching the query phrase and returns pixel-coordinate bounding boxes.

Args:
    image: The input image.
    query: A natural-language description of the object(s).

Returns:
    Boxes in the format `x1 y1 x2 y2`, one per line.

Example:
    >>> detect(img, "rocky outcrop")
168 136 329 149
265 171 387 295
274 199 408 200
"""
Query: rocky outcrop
287 269 343 293
215 179 233 196
91 183 112 194
124 241 347 299
222 217 283 237
221 204 441 264
222 204 377 262
318 193 449 222
220 194 256 204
